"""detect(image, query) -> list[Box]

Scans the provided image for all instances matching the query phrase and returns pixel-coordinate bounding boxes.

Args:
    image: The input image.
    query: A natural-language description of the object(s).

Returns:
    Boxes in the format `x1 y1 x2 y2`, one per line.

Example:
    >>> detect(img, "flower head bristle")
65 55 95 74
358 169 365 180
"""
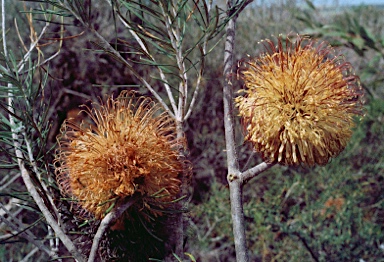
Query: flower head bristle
236 35 364 166
55 91 184 218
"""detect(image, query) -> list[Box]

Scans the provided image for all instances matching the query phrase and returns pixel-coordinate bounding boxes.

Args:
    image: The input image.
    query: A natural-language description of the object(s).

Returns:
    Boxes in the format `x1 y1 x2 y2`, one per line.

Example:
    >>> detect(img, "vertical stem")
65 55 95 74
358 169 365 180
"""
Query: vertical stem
222 1 249 261
1 0 7 58
228 179 249 262
175 120 186 259
165 120 187 262
223 4 240 174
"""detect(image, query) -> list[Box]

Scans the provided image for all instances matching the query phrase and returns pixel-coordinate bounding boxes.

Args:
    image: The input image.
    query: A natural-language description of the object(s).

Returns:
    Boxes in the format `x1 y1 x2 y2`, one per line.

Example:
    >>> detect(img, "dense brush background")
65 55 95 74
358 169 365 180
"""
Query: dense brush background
1 0 383 261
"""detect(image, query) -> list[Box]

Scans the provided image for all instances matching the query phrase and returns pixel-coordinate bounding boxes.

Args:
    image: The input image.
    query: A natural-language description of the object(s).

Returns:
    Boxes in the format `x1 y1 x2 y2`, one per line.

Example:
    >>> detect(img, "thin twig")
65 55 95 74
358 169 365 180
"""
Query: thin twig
0 204 39 241
185 1 212 120
20 247 39 262
0 204 56 258
91 28 176 119
158 1 188 122
293 232 319 262
62 87 93 100
87 196 138 262
105 0 178 114
184 51 205 120
17 20 49 73
1 0 6 56
7 124 85 261
0 205 23 221
24 133 61 222
15 10 63 74
59 0 175 118
23 133 62 258
240 162 275 184
0 172 21 191
0 201 22 226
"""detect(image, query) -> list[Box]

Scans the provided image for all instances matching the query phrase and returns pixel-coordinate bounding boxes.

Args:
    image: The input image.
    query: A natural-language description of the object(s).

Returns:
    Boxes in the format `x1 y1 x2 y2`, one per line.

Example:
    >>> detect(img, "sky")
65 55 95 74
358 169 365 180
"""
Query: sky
314 0 384 5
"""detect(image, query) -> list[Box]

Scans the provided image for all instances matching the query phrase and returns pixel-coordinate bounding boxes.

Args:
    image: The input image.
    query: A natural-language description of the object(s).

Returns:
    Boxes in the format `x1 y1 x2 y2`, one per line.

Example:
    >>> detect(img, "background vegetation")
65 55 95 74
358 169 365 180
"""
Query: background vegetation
1 0 383 261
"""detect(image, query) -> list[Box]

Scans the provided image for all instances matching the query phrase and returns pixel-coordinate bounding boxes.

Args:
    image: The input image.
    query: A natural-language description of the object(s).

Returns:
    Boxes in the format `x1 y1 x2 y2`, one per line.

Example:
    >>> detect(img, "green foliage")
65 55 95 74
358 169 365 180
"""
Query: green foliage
298 3 384 99
299 5 384 55
188 182 233 260
189 110 384 260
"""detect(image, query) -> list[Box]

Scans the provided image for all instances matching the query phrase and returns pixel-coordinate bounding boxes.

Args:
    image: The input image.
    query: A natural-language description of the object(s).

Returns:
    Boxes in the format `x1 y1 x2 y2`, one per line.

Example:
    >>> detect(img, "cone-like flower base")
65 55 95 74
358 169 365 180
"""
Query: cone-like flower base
55 91 183 218
236 35 364 166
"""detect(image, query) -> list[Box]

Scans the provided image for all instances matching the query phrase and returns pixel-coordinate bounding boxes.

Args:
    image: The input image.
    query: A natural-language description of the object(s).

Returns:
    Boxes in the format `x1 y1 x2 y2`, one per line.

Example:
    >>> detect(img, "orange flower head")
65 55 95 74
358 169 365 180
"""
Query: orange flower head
235 35 364 166
55 91 183 218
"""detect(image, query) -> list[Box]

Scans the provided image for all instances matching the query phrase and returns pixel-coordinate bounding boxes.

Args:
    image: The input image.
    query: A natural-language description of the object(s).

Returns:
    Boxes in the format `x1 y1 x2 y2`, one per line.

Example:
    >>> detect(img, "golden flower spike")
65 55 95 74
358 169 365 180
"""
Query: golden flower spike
55 91 184 219
236 35 364 166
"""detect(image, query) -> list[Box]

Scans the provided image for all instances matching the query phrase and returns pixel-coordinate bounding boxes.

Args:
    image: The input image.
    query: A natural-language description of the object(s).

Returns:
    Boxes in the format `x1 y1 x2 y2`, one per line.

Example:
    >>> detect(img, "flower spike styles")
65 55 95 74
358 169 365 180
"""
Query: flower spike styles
55 91 184 219
235 35 364 166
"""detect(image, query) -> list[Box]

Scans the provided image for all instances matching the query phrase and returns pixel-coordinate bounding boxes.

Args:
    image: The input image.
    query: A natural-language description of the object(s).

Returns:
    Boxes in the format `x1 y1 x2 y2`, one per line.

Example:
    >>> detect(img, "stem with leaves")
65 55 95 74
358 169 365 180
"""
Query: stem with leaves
1 1 84 261
5 84 84 262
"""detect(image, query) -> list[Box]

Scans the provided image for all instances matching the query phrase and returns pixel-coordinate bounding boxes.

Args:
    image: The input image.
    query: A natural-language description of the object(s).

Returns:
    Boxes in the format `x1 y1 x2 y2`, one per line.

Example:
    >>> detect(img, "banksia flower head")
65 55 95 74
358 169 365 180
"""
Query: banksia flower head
236 35 364 166
55 91 183 219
